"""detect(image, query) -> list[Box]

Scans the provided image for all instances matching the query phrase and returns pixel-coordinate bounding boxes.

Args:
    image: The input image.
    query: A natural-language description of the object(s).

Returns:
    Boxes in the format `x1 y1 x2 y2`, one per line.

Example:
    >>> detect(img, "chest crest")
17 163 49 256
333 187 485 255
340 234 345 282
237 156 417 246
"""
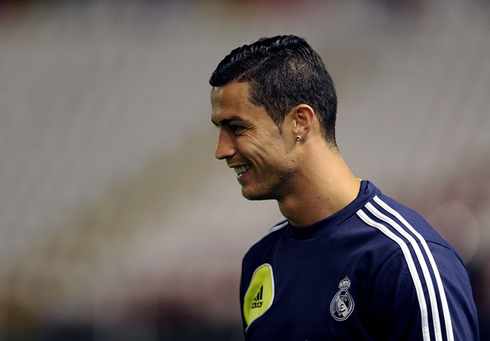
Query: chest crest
330 276 355 321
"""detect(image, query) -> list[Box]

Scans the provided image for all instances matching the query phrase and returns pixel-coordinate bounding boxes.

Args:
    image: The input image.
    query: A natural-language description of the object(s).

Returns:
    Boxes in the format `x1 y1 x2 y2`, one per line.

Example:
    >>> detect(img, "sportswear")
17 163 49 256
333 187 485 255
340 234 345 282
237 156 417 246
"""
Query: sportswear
240 180 479 340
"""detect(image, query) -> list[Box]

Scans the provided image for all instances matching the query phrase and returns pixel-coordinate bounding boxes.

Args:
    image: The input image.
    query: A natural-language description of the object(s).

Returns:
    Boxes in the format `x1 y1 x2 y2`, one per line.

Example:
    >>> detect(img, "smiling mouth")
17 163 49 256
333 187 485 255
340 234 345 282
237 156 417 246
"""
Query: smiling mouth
234 165 251 177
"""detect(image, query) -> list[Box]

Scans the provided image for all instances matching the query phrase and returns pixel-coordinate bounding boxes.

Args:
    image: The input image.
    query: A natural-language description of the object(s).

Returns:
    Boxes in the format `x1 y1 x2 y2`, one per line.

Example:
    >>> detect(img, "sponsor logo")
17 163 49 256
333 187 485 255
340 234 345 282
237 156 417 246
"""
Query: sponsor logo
243 264 274 327
252 285 264 309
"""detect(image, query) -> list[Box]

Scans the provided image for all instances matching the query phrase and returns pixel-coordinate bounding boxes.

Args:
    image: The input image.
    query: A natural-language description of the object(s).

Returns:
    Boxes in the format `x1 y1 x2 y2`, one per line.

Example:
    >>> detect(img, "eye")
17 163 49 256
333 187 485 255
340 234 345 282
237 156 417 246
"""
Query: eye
230 125 245 135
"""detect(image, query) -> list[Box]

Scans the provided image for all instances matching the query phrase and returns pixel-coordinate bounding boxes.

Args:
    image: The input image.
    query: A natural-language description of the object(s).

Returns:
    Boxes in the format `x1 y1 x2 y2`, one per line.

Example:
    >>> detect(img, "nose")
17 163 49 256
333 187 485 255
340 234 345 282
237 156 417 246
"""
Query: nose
215 129 236 160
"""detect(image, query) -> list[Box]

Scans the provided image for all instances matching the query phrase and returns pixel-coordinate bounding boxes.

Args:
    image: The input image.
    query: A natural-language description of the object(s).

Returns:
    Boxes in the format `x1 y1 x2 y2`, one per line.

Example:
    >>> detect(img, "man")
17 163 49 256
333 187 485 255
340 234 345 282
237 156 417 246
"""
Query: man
209 35 479 340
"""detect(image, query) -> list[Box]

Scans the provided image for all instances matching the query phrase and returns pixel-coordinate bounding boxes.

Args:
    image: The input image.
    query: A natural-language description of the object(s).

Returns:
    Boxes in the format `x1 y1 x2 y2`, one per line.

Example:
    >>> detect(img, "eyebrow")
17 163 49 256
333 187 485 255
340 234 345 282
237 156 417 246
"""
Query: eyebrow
211 115 247 127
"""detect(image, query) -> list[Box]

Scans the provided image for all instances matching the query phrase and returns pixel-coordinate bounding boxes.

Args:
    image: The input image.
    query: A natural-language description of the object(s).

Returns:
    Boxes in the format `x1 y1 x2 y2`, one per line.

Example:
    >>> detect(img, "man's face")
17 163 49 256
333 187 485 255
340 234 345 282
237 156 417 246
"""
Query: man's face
211 82 298 201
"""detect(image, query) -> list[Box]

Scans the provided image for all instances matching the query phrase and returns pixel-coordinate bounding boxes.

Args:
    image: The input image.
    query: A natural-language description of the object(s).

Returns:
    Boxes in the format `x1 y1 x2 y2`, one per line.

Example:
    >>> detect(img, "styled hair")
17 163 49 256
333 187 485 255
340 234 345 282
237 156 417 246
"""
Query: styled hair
209 35 337 146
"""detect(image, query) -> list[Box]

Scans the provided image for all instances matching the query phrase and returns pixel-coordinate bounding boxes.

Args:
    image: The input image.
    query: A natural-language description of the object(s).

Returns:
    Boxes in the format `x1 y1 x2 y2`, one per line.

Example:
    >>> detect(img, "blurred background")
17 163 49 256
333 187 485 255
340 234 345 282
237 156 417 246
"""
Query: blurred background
0 0 488 340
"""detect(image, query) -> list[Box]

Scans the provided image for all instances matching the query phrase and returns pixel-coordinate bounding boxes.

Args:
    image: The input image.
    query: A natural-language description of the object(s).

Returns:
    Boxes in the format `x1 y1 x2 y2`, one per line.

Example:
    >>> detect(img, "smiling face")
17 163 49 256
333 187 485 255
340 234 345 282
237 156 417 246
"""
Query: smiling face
211 82 299 201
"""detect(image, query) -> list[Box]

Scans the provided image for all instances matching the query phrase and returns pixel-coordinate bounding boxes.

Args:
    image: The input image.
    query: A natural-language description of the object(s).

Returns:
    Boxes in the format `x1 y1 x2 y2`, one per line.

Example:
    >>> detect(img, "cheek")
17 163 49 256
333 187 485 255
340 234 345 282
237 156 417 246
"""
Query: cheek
239 132 289 163
241 137 275 157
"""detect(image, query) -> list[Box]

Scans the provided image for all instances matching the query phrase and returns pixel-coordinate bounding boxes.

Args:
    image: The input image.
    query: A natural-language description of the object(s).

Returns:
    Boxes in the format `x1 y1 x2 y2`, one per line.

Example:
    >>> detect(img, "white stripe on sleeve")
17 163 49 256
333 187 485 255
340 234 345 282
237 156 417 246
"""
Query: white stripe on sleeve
357 209 431 341
372 196 453 341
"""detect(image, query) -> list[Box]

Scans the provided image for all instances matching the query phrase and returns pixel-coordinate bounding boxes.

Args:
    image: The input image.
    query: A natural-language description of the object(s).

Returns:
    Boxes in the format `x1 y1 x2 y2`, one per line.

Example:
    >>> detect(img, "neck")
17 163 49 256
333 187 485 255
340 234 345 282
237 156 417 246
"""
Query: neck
277 149 361 227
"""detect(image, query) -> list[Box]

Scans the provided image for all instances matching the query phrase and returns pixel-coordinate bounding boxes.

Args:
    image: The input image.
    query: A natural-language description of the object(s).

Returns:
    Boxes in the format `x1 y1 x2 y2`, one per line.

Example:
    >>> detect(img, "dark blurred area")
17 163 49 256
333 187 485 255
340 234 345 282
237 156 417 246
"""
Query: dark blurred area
0 0 488 340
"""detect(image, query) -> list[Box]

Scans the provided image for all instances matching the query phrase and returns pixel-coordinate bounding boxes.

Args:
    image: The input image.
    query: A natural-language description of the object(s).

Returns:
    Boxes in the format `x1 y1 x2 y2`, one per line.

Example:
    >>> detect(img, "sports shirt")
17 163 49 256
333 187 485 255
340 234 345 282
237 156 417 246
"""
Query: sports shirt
240 181 479 340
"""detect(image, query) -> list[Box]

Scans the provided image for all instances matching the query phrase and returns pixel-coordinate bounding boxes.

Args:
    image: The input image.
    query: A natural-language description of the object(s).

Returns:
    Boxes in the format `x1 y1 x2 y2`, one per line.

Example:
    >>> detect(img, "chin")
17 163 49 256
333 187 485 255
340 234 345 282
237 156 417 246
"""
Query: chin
241 188 275 201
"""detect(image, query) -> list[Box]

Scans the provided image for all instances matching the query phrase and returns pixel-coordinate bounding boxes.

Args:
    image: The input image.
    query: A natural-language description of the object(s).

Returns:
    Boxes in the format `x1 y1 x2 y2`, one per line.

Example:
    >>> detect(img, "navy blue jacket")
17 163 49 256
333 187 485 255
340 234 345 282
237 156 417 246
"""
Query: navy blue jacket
240 181 479 340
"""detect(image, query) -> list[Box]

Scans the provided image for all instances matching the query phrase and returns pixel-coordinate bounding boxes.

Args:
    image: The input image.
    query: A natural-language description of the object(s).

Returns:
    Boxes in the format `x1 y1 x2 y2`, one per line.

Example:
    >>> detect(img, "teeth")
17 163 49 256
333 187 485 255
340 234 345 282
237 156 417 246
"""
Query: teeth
234 165 251 176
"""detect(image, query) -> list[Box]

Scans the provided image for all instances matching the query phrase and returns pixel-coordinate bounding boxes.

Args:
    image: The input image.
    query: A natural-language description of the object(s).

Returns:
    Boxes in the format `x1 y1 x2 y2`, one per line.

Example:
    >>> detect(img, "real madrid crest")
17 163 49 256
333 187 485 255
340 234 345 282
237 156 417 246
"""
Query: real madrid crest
330 276 355 321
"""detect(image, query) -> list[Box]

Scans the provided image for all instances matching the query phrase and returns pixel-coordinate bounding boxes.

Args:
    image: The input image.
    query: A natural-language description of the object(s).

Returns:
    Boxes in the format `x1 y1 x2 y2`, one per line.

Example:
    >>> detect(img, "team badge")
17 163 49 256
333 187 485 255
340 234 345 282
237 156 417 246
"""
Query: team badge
330 276 355 321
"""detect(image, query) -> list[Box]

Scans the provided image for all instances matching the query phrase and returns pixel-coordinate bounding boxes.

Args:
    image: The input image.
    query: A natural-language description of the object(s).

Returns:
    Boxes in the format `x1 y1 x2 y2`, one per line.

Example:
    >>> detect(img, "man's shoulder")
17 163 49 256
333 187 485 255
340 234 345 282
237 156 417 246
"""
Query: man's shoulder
242 219 288 261
356 190 463 267
252 218 288 246
359 191 450 245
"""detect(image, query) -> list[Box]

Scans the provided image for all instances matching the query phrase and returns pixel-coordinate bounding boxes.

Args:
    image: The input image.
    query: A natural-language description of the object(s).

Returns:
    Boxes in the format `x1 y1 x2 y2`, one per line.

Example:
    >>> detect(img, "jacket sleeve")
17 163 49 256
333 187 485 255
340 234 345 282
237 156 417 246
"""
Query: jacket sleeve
368 243 479 340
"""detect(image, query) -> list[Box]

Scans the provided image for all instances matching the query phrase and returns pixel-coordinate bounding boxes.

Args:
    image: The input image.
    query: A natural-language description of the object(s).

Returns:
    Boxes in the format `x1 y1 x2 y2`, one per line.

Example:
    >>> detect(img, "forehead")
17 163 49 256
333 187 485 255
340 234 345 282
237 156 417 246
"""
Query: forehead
211 82 265 125
211 81 251 105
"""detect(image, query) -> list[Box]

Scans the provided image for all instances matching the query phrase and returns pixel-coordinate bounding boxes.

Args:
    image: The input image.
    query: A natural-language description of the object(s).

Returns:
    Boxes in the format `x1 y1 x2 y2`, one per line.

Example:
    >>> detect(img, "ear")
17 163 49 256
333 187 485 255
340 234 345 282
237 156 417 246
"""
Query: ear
291 104 315 138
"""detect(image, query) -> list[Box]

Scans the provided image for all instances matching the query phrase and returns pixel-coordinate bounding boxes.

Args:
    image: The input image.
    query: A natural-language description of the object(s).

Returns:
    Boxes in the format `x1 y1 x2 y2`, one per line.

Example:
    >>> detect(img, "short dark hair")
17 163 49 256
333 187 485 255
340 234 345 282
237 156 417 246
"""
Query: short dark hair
209 35 337 146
